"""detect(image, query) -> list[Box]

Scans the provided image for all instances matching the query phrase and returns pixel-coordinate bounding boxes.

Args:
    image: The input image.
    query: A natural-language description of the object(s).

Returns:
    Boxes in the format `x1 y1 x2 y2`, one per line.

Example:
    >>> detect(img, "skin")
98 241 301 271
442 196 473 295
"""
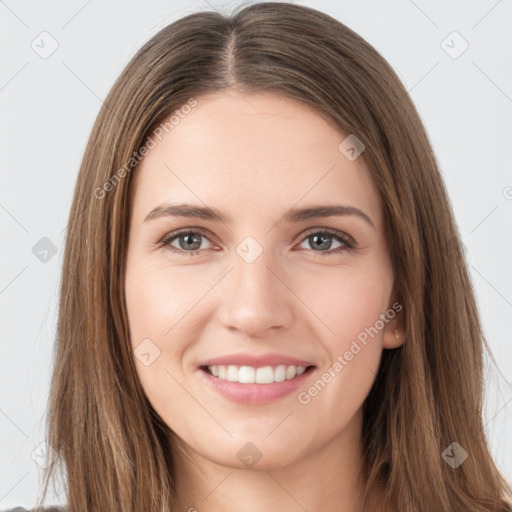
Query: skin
125 89 403 512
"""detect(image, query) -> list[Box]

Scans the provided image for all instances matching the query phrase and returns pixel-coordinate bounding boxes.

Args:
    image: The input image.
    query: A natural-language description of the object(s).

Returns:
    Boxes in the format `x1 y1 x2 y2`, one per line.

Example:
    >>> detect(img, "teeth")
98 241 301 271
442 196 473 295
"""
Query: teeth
206 364 308 384
239 366 256 383
256 366 274 384
226 365 239 382
274 365 286 382
286 366 296 380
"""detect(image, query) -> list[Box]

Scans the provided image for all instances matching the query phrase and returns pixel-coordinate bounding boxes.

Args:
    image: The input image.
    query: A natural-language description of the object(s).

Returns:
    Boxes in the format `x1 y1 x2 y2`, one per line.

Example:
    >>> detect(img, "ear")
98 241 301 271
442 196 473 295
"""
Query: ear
383 320 404 349
382 293 405 349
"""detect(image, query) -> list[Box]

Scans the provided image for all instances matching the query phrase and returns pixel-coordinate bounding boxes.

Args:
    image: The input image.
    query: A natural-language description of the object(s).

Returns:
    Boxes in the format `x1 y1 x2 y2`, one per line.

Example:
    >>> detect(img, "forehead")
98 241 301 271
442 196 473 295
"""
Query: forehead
130 90 382 228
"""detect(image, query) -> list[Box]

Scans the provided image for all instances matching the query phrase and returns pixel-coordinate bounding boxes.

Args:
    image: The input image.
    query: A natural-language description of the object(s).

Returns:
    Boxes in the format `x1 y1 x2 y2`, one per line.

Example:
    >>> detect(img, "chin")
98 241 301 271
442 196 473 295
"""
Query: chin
204 440 305 471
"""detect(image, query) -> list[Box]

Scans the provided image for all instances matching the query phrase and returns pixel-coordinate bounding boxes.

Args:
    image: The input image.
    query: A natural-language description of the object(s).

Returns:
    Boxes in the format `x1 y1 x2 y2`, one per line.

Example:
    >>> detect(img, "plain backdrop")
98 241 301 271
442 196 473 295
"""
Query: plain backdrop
1 0 511 508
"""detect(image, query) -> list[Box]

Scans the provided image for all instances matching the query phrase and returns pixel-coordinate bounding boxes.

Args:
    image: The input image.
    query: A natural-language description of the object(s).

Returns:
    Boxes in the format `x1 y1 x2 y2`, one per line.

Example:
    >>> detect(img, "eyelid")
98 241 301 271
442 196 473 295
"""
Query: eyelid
158 226 217 246
158 231 216 258
159 226 356 254
298 226 355 246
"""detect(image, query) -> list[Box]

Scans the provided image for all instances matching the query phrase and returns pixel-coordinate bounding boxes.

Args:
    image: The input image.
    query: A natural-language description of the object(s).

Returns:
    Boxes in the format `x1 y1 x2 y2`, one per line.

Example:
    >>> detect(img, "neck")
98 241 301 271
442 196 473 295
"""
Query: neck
171 408 379 512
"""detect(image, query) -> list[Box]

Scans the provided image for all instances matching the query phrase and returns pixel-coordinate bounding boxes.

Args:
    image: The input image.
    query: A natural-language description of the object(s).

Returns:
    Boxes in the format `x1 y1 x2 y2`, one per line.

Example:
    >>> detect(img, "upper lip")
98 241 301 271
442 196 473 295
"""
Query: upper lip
199 353 315 368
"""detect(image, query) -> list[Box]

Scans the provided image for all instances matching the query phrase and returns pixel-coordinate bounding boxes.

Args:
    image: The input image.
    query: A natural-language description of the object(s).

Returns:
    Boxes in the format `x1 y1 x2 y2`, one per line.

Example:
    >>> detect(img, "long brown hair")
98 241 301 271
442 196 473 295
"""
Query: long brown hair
35 2 512 511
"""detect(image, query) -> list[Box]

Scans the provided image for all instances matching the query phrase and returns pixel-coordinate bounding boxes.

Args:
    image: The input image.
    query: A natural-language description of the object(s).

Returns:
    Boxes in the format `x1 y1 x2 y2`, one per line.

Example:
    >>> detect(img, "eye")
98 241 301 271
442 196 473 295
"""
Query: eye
159 227 355 256
160 229 214 255
296 228 355 256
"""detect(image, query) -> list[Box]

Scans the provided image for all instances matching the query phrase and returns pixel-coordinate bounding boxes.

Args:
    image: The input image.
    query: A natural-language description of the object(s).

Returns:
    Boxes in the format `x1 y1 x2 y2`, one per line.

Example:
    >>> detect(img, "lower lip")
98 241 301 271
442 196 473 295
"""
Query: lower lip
198 366 316 405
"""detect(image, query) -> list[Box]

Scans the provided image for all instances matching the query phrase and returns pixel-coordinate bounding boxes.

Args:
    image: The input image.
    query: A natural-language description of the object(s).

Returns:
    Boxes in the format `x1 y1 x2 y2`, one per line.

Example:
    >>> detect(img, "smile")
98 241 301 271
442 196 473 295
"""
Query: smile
198 364 317 404
204 364 310 384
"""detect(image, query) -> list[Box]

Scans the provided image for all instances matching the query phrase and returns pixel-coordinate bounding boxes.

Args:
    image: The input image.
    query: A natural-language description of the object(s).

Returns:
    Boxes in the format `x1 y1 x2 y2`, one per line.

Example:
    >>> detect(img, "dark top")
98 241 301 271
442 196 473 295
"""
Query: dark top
2 508 66 512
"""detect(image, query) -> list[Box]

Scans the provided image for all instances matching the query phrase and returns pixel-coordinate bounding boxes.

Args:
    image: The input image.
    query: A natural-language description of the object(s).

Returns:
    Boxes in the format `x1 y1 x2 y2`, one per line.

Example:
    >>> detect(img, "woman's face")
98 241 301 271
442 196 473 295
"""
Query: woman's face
125 90 402 470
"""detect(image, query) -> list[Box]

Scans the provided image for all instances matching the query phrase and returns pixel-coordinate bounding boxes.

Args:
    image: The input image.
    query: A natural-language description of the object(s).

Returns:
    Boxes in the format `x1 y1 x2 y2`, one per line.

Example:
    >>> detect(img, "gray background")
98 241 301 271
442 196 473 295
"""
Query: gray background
1 0 511 508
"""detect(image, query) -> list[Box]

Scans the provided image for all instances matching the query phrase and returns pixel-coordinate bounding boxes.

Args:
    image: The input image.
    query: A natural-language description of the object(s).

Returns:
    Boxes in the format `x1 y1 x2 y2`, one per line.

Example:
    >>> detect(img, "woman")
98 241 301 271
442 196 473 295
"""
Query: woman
16 2 511 511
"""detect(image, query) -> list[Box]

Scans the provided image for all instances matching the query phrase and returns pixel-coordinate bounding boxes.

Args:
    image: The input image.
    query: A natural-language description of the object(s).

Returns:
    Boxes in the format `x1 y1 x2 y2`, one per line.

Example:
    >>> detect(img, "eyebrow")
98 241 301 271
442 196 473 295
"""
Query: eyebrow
144 203 375 229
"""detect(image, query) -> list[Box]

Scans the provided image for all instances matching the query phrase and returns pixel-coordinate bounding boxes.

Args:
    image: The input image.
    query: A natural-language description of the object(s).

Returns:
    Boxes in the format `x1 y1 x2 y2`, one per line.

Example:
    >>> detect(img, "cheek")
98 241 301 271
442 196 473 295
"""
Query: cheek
125 258 212 393
125 258 198 342
296 264 392 347
293 266 391 401
293 274 388 423
125 260 202 421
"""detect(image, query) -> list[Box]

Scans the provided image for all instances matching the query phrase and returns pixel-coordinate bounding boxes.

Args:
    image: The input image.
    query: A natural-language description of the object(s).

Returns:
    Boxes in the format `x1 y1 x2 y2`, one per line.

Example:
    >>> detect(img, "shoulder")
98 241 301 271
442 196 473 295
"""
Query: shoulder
2 507 67 512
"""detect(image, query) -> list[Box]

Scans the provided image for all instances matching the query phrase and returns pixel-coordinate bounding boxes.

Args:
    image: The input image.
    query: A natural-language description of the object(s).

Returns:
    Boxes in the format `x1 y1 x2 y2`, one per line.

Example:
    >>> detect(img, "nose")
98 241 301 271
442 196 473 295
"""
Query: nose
216 246 295 338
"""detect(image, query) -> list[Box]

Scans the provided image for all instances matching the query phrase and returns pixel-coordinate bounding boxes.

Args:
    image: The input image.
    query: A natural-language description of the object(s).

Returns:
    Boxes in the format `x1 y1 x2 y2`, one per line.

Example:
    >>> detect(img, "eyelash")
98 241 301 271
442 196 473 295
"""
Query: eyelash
159 227 356 257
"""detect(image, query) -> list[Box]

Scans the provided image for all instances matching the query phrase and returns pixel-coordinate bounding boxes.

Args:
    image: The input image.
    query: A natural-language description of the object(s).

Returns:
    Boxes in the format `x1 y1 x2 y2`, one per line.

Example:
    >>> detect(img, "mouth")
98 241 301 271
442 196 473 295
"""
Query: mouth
198 363 317 405
200 364 316 384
